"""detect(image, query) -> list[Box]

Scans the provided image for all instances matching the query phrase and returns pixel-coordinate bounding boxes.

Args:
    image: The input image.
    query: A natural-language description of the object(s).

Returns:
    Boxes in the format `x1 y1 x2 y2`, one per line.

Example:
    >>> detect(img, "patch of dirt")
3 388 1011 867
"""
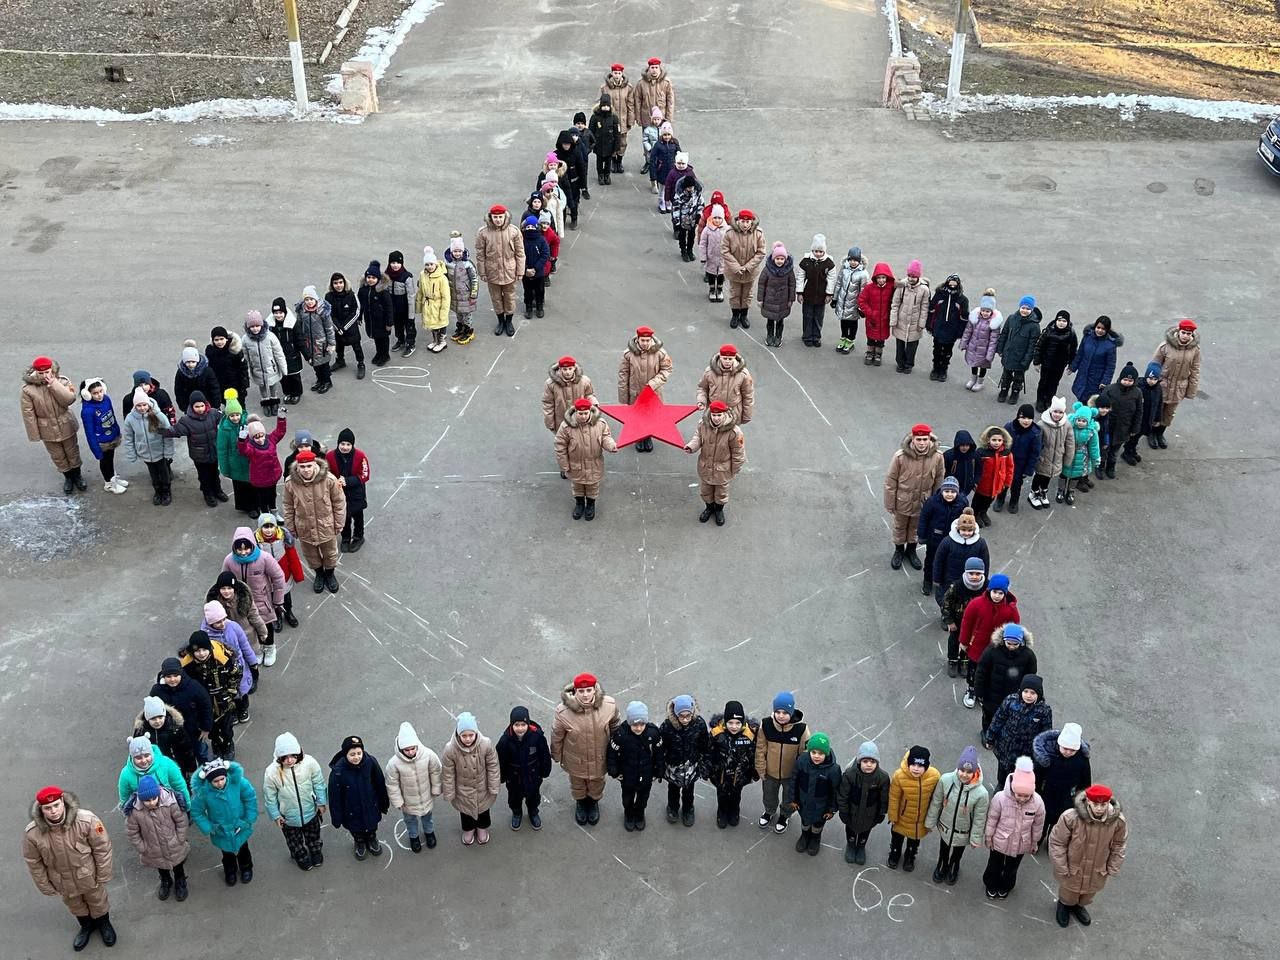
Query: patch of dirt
0 0 412 111
926 101 1270 143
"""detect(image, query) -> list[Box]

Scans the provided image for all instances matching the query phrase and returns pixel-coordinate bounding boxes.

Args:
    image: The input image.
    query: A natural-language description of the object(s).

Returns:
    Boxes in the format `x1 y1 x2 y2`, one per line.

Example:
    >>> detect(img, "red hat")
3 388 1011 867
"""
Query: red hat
572 672 598 689
31 356 54 371
1083 784 1113 803
573 397 592 411
911 423 932 437
709 400 729 413
647 57 662 66
1177 318 1197 332
35 785 63 805
736 209 755 221
295 449 317 463
635 325 654 337
558 355 576 367
719 344 737 356
610 62 625 72
489 204 507 216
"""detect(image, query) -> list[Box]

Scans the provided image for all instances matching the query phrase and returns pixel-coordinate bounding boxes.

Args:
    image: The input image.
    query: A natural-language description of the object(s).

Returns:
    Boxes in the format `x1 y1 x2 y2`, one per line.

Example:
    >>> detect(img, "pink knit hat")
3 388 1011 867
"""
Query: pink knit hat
203 601 225 623
545 151 558 165
1011 756 1035 795
907 259 922 277
772 241 788 257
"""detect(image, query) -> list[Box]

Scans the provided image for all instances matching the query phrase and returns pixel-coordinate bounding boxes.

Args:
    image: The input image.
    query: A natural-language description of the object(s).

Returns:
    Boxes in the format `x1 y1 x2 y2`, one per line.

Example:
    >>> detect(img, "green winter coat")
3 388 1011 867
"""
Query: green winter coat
1062 404 1100 479
925 770 990 848
118 744 191 808
190 761 257 853
217 414 250 483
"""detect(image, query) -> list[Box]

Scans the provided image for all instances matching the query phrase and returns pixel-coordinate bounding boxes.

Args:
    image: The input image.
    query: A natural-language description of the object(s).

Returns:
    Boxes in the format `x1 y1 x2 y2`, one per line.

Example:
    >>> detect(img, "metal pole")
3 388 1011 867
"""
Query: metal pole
283 0 308 115
946 0 969 102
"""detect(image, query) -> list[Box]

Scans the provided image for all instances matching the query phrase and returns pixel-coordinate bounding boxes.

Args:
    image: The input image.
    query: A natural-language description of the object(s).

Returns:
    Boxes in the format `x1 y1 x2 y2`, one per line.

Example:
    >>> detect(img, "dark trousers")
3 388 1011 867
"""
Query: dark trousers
194 460 223 497
282 816 323 861
1036 367 1065 411
998 368 1026 394
145 459 172 494
667 781 695 812
506 782 542 816
391 304 409 344
221 842 253 876
980 702 997 735
767 318 786 341
460 810 492 831
311 361 332 387
982 850 1024 893
932 339 956 372
280 372 303 399
1031 472 1052 495
564 180 580 219
676 226 695 255
157 860 187 884
971 365 989 378
889 831 919 858
336 339 365 364
845 827 872 847
522 276 545 309
230 479 255 512
97 449 116 482
922 540 940 585
840 313 859 341
210 711 235 758
996 760 1017 789
342 510 365 541
595 154 610 178
620 779 653 818
373 336 391 363
715 782 744 819
895 338 920 370
801 302 825 344
1000 472 1029 505
936 840 966 871
972 492 994 516
947 627 963 662
250 484 277 516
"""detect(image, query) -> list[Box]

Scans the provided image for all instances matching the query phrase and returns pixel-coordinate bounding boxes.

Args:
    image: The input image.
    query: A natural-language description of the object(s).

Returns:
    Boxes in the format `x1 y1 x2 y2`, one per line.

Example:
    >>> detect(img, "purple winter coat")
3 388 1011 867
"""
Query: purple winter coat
663 162 697 205
201 617 260 696
958 310 1004 368
222 527 286 626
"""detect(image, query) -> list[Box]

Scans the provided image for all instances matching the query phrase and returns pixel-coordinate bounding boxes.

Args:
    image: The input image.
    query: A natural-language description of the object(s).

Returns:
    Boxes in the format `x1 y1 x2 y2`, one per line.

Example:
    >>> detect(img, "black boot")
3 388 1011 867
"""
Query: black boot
63 472 76 494
699 503 713 523
1155 426 1168 448
902 845 917 872
613 157 623 173
586 797 600 824
887 846 901 869
572 496 585 520
71 467 87 491
1056 901 1072 927
946 857 962 884
158 874 173 900
890 544 904 570
796 830 813 854
494 315 505 336
174 875 188 900
584 498 596 521
1147 431 1160 449
73 917 93 952
713 503 726 526
1072 904 1092 926
357 362 366 380
845 842 858 863
1007 495 1020 514
854 843 867 865
96 913 117 946
933 856 947 883
504 315 516 337
325 568 340 593
313 570 327 593
331 356 347 371
921 578 932 596
904 543 922 570
575 799 589 824
993 492 1006 513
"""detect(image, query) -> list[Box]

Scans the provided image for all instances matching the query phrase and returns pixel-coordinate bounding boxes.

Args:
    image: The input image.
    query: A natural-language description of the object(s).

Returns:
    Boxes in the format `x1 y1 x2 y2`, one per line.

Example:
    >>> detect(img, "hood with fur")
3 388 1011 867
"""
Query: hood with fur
706 352 746 375
288 456 331 484
979 424 1013 450
559 680 608 713
28 790 82 831
627 333 665 356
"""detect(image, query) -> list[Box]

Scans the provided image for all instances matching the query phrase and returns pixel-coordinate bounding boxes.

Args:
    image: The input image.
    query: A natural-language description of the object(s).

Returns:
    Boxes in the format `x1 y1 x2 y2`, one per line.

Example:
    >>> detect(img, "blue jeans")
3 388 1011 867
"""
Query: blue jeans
402 812 435 838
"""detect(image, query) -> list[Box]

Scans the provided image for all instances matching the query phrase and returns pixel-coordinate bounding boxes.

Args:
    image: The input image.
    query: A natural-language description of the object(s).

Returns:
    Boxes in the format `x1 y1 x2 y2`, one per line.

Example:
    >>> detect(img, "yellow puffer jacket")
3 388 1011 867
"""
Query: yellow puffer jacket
887 752 942 839
416 263 451 331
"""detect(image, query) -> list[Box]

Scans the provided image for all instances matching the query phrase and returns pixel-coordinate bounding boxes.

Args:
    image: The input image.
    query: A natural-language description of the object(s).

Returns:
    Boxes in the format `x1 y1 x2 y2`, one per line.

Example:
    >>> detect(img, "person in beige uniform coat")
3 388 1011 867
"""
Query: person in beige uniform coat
884 424 945 571
722 210 766 328
282 450 346 595
474 204 526 337
551 673 620 826
685 401 746 525
696 345 755 425
1048 784 1128 928
554 398 618 521
617 325 673 452
21 356 85 493
600 63 634 170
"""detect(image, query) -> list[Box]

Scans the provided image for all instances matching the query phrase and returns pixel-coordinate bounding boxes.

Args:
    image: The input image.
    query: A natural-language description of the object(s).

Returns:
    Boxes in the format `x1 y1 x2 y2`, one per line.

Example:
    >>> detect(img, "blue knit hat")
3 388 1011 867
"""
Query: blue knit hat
964 556 986 572
1019 295 1036 309
989 573 1010 592
455 712 479 735
1145 361 1162 379
672 694 694 715
626 701 649 724
772 691 795 714
137 775 161 801
980 295 996 310
1002 623 1025 644
941 475 960 492
522 216 540 231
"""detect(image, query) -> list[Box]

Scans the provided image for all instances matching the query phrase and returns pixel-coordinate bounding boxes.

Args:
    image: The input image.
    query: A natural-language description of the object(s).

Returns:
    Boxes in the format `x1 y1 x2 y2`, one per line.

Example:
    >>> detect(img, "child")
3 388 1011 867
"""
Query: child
442 713 501 846
179 631 243 760
205 325 250 406
519 220 549 321
445 235 480 344
942 429 981 500
662 151 696 214
649 122 680 201
617 328 672 453
386 722 443 851
124 774 190 903
757 242 796 345
205 569 267 656
959 574 1020 708
754 691 809 834
326 272 364 379
325 428 370 553
684 400 747 526
660 694 708 826
1059 402 1100 505
190 759 256 885
1070 315 1122 404
254 513 304 640
724 210 766 331
1087 390 1113 484
295 286 336 392
384 251 418 358
958 288 1003 391
796 235 836 349
123 387 175 506
174 340 222 416
132 695 198 782
887 746 940 872
600 63 634 173
856 262 896 365
1032 310 1077 412
539 176 568 238
942 557 986 677
831 246 869 355
327 735 390 860
554 129 587 227
996 296 1041 405
118 736 190 808
672 173 704 263
982 756 1045 899
243 311 288 414
889 259 930 372
985 675 1053 789
536 213 561 287
997 404 1042 515
222 527 287 665
415 246 452 352
917 477 970 597
268 299 305 404
79 377 126 493
971 425 1013 527
607 701 665 832
932 508 988 608
495 706 552 831
836 740 890 865
201 600 259 725
641 106 663 178
704 700 758 828
696 188 732 243
1139 361 1164 451
358 262 394 365
165 391 226 508
263 732 328 870
554 397 619 521
588 94 620 184
1150 318 1201 448
924 746 990 885
237 410 288 516
1027 396 1075 510
786 732 840 856
122 369 177 426
1109 363 1144 469
927 274 969 380
573 111 594 199
283 428 326 477
543 357 597 448
537 149 568 191
696 344 755 424
217 391 255 513
975 630 1039 743
883 423 945 572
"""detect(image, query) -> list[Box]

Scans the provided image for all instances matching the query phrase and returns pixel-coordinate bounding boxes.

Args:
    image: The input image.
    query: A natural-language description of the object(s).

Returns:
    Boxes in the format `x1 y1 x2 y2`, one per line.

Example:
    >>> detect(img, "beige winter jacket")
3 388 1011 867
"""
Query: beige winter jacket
1152 326 1201 403
23 793 113 898
551 681 619 780
21 363 78 443
696 353 755 424
890 278 932 342
125 789 190 869
617 336 673 403
282 458 347 545
630 66 675 122
554 408 617 485
1034 411 1076 477
474 211 525 286
600 75 635 129
441 732 500 818
883 432 945 515
542 363 596 432
1048 793 1128 895
385 724 443 816
722 218 766 285
687 410 746 485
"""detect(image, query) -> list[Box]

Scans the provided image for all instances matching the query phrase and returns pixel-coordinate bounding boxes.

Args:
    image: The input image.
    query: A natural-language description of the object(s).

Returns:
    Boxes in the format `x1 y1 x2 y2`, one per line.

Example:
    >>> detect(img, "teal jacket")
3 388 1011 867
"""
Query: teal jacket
117 745 190 809
1063 404 1101 479
191 761 257 853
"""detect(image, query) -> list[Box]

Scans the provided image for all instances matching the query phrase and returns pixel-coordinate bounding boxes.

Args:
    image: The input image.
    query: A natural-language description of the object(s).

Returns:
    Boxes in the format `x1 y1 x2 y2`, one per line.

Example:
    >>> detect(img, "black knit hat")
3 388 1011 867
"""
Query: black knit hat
510 705 531 724
188 630 212 652
338 427 355 446
723 700 745 722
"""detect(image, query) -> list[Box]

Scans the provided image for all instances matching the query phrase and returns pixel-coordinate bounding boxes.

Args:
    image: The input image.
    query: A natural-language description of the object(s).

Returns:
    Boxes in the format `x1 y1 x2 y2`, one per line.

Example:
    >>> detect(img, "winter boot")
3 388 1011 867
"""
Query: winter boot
575 800 589 824
332 356 347 372
993 492 1006 513
902 845 917 872
613 156 624 173
1008 386 1021 406
1064 480 1076 506
699 503 714 523
174 875 189 900
1155 426 1168 448
873 345 883 366
845 842 858 863
864 348 875 365
96 914 117 947
904 543 922 570
1056 901 1072 927
1055 480 1066 504
666 805 680 823
1122 450 1139 467
997 383 1009 403
325 568 340 593
971 376 985 391
887 847 901 869
854 843 867 865
586 797 600 824
738 308 749 328
713 504 725 526
584 498 596 521
1147 431 1160 449
1072 904 1092 926
71 467 87 491
933 857 948 883
890 544 904 570
504 315 517 337
572 496 585 520
73 917 94 952
410 835 422 852
946 857 962 884
493 315 505 336
63 472 76 494
921 578 933 596
1007 495 1019 514
795 831 813 854
807 826 823 855
525 304 534 320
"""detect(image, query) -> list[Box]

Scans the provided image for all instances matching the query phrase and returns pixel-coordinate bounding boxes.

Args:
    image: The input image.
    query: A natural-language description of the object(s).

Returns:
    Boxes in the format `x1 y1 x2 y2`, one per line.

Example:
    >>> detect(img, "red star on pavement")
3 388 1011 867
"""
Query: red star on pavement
598 385 700 449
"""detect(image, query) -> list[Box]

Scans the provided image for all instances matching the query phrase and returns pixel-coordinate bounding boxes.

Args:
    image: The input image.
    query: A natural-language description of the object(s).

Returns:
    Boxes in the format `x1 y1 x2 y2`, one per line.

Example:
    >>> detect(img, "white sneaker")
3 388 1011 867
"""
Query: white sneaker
114 476 129 487
103 480 115 491
965 377 976 390
263 645 277 667
1027 490 1041 509
109 477 128 494
963 689 976 709
971 378 985 392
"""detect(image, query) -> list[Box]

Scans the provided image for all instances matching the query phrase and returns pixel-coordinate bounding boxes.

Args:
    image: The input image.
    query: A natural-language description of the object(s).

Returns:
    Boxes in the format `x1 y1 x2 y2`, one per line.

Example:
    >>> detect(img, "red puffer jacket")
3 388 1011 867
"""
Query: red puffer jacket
857 263 897 342
959 591 1020 663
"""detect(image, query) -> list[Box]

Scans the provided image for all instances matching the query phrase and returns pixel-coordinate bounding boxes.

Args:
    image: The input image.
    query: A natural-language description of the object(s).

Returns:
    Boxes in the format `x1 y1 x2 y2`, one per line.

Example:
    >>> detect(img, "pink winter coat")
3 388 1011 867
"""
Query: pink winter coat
697 223 729 277
223 526 286 625
984 777 1046 856
237 415 288 487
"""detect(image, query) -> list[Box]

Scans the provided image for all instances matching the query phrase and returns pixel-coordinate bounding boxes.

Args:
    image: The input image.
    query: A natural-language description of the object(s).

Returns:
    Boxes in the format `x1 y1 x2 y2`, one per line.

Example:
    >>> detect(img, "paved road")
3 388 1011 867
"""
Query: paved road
0 1 1276 957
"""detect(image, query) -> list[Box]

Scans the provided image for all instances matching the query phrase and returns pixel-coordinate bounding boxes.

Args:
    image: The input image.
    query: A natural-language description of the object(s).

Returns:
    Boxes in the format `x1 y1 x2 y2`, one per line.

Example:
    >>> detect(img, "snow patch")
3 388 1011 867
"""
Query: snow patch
923 92 1280 123
0 97 353 124
325 0 445 96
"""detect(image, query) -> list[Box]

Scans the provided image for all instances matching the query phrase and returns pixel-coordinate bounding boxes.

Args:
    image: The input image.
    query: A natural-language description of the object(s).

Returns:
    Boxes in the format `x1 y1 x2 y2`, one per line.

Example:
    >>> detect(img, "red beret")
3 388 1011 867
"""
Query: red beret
719 344 737 356
709 400 729 413
736 209 755 221
36 785 63 804
573 397 592 411
911 423 932 437
295 449 317 463
558 355 576 367
610 63 625 72
1083 784 1113 803
1177 318 1197 332
31 356 54 371
489 204 507 215
572 672 598 689
647 57 662 65
635 326 654 337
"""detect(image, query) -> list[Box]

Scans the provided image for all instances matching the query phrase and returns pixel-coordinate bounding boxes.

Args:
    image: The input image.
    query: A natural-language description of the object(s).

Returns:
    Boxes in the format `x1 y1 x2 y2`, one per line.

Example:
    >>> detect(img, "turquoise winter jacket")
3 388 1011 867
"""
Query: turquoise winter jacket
191 761 257 852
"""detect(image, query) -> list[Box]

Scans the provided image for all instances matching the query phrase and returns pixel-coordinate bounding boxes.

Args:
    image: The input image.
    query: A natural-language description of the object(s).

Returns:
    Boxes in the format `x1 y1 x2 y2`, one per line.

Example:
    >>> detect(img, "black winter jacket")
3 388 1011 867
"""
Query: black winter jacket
974 642 1038 711
943 430 983 496
132 707 199 776
985 694 1053 767
659 703 709 786
174 361 221 418
932 527 990 595
496 722 552 792
149 675 213 740
1032 729 1092 822
1106 380 1144 441
205 339 250 401
917 489 971 550
836 763 890 834
1138 379 1163 436
589 100 621 156
165 405 221 464
326 287 362 346
997 307 1042 371
1034 321 1077 377
703 715 759 788
358 280 394 339
607 723 665 785
327 752 389 833
928 281 970 344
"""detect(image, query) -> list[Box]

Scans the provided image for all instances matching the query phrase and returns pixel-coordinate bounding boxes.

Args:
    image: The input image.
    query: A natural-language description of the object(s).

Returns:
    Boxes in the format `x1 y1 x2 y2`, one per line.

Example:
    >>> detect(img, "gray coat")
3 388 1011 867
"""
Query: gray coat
243 325 288 388
123 398 176 464
294 301 335 366
831 258 869 324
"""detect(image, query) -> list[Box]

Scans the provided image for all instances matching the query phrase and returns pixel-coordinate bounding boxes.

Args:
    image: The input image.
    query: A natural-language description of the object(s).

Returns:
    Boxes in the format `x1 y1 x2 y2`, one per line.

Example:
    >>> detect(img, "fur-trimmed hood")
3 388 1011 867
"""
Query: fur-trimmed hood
1032 728 1091 767
205 579 256 621
702 407 739 432
665 697 703 725
23 360 63 385
287 456 331 484
1073 791 1123 824
979 424 1013 450
548 361 585 386
559 680 608 713
561 404 603 429
899 432 940 458
706 352 746 376
28 790 81 832
1163 325 1198 350
485 210 511 230
989 626 1035 648
604 71 630 89
627 333 665 356
133 704 185 734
